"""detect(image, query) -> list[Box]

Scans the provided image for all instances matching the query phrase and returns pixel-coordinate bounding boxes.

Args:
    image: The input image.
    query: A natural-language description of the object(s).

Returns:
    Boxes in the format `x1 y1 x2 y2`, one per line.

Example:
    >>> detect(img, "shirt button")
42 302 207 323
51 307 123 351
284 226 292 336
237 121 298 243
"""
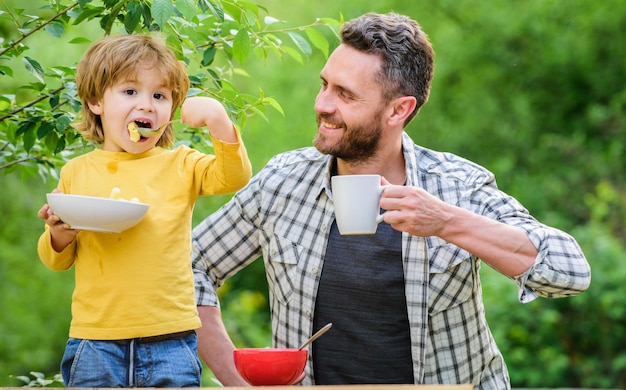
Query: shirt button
312 267 318 275
305 310 311 318
321 224 327 231
271 249 277 256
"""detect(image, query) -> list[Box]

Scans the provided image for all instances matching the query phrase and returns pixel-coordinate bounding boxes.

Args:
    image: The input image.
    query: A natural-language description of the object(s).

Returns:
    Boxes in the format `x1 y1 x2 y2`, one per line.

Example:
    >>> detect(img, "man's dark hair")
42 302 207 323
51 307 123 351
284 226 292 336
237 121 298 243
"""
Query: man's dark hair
341 12 435 125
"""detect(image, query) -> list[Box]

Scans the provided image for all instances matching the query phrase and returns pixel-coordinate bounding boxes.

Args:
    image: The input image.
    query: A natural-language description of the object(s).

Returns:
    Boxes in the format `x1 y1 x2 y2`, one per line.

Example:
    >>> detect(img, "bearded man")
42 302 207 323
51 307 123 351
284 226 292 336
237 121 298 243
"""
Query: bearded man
190 12 590 390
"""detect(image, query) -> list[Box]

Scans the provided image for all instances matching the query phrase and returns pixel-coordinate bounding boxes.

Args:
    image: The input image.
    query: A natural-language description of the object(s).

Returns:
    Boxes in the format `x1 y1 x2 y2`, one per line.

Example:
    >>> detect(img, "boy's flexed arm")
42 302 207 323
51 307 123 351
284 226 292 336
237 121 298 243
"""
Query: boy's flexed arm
180 96 239 143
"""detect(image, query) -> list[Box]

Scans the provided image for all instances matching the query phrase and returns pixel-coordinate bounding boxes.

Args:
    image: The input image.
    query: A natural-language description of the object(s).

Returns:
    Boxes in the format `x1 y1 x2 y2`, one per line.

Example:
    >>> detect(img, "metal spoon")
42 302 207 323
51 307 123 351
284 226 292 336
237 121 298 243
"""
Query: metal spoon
298 322 332 350
137 119 180 137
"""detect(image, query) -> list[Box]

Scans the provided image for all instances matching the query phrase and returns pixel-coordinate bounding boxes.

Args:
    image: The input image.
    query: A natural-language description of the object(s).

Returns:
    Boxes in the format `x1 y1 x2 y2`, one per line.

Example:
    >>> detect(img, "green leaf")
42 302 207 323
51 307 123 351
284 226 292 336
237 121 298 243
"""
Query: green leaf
152 0 174 30
233 68 250 78
43 130 60 153
263 96 284 116
14 376 30 384
23 57 45 83
44 21 65 38
281 46 303 64
68 37 91 44
37 122 55 140
101 0 128 33
233 29 251 64
246 105 266 120
139 2 152 28
51 66 75 75
49 94 60 108
222 2 242 24
15 121 35 137
54 135 66 154
305 27 329 57
201 0 224 22
0 64 13 77
124 1 142 33
202 46 216 67
175 0 197 20
72 6 105 25
165 35 184 60
23 127 36 152
287 31 312 57
187 88 203 97
238 0 260 16
206 68 221 88
188 73 206 85
21 82 45 92
257 33 282 58
0 95 11 109
55 115 72 132
99 14 111 33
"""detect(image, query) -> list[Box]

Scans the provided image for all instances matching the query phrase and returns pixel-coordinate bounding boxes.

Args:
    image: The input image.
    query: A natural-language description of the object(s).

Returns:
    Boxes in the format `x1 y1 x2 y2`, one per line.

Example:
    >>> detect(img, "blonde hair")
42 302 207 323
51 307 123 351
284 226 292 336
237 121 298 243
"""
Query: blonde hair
73 34 190 147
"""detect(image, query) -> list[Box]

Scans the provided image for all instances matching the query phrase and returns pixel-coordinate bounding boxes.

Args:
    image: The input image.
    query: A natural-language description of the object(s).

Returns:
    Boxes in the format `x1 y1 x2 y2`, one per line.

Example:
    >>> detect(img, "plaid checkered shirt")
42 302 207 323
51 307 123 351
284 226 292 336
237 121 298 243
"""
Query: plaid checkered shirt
192 132 590 389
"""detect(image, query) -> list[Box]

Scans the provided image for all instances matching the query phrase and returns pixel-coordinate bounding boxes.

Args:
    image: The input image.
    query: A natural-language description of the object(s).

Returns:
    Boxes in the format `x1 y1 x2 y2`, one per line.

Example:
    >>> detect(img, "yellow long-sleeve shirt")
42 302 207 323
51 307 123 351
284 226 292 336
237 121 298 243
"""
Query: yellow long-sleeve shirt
38 138 251 340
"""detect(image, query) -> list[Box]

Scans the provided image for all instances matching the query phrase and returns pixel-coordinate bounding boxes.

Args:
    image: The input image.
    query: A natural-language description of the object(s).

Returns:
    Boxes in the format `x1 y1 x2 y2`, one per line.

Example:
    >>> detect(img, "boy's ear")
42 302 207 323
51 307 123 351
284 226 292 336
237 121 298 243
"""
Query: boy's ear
87 100 103 115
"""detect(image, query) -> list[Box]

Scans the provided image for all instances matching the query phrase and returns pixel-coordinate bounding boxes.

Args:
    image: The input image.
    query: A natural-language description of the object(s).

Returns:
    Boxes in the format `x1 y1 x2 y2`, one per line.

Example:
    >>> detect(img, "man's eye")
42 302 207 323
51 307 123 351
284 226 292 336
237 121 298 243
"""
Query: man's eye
339 91 352 100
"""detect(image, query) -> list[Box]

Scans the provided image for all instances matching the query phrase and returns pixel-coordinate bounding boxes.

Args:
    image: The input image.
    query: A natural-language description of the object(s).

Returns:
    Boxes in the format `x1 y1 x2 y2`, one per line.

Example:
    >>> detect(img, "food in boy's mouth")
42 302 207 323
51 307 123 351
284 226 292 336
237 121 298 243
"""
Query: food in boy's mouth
128 122 140 142
109 187 140 203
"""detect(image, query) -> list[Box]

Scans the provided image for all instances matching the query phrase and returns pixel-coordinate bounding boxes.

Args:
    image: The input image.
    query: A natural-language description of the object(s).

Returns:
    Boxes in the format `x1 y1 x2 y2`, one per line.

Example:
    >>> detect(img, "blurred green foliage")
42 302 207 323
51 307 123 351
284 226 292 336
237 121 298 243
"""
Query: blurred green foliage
11 372 64 388
482 220 626 387
2 0 626 388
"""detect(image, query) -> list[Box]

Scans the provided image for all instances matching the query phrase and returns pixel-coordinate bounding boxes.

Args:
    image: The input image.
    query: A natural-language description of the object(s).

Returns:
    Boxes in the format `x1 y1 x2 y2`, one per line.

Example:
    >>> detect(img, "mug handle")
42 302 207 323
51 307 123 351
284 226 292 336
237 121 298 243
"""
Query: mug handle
376 184 391 224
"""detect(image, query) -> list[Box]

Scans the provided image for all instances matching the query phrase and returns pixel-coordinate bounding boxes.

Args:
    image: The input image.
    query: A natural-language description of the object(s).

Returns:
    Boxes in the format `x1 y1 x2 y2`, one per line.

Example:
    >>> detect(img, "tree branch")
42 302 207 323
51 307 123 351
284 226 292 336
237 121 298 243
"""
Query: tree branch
0 2 79 57
0 86 65 122
0 155 37 170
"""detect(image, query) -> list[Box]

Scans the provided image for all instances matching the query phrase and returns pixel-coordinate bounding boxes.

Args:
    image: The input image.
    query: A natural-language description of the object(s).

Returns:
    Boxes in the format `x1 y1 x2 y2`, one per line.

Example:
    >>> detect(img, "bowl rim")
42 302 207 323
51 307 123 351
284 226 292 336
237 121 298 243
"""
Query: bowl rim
46 192 149 206
234 347 306 352
45 192 149 233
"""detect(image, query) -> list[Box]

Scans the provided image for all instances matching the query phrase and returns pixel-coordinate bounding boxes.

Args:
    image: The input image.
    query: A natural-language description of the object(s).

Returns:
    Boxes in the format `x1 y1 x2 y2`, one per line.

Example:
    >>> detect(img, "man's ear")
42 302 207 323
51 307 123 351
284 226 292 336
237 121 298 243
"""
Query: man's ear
387 96 417 127
87 100 103 115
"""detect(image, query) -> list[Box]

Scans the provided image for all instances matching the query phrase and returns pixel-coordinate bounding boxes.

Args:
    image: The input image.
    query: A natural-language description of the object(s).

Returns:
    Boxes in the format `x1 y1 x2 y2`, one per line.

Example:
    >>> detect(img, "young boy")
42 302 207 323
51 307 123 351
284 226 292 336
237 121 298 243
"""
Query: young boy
36 34 252 387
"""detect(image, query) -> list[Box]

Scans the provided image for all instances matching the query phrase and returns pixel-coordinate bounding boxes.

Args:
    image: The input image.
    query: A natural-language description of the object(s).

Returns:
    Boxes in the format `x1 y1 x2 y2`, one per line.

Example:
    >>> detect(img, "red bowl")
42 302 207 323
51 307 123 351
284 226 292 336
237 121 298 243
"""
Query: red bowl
234 348 308 386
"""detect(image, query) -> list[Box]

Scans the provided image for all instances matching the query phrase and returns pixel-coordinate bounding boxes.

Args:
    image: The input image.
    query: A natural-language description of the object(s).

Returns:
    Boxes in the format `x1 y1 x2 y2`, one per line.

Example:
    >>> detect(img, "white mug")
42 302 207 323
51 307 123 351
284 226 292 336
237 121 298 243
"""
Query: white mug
331 174 387 235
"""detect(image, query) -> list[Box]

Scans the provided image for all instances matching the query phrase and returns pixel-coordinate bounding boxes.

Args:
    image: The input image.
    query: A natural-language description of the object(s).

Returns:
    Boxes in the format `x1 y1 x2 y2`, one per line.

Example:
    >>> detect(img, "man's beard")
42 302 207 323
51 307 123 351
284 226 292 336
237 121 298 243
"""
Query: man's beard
313 110 383 164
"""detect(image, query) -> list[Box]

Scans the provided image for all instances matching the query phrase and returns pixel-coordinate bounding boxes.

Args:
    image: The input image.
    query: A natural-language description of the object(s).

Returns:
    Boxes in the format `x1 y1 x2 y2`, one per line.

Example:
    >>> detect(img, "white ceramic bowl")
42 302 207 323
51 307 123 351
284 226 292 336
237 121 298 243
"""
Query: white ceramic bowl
46 193 149 233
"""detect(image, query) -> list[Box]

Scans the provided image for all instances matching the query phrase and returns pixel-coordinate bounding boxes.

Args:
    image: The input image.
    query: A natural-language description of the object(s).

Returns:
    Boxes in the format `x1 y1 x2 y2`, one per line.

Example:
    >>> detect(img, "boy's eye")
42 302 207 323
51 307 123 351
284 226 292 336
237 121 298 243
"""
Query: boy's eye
124 89 136 96
153 93 164 100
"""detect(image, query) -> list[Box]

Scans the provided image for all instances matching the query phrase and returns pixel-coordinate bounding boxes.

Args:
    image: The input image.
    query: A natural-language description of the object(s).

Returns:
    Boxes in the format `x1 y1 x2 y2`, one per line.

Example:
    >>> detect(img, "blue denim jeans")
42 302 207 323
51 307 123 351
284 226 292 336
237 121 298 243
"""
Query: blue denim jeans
61 332 202 387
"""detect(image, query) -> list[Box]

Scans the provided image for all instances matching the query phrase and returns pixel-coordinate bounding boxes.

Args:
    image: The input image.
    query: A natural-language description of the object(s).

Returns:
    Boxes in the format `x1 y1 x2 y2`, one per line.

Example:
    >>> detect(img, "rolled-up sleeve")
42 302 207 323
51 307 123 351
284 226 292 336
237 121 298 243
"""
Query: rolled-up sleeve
513 225 591 302
466 181 591 303
193 262 220 307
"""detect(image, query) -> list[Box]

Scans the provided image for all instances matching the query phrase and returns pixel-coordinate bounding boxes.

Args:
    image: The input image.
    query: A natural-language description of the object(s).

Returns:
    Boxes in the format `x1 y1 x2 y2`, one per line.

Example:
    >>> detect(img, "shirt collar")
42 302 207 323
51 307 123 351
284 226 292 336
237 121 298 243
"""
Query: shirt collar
401 131 417 187
317 154 335 200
